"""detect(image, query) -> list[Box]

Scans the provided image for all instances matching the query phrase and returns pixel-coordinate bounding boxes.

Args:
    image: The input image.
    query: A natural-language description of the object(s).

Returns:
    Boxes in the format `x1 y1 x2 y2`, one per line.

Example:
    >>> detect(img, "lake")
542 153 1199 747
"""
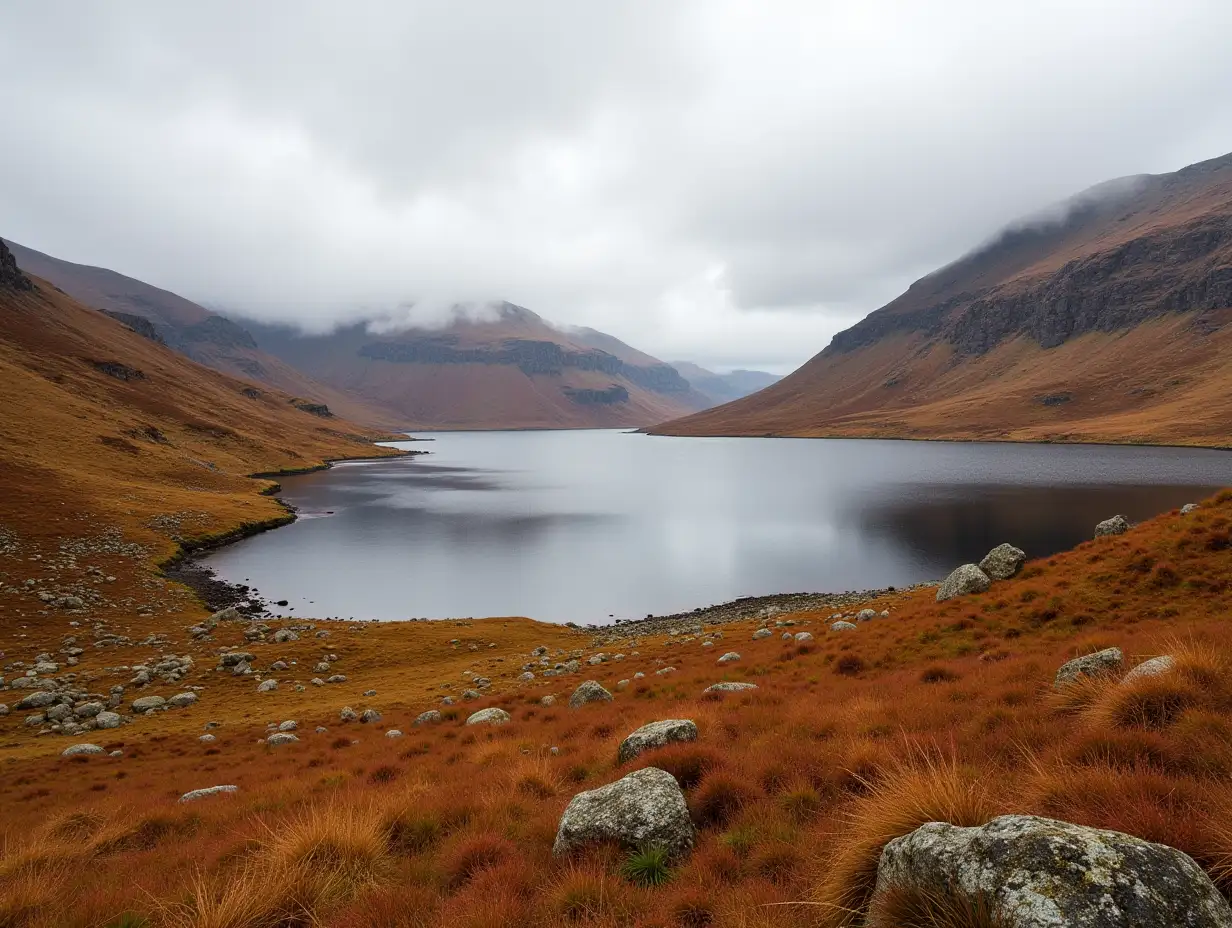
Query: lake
202 430 1232 624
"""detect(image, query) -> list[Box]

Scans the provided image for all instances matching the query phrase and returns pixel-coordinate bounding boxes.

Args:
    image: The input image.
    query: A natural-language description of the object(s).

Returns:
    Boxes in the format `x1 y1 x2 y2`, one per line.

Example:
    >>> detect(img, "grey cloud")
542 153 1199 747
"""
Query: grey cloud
2 0 1231 373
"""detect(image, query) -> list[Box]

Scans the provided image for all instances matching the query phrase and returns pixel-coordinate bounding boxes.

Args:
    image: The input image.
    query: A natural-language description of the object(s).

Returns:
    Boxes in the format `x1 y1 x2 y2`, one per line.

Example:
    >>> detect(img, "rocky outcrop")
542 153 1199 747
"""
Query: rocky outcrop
562 384 629 405
1054 648 1123 687
291 400 332 417
936 564 991 602
979 543 1027 581
871 814 1232 927
0 238 32 291
617 719 699 764
553 767 695 858
101 310 165 344
1095 515 1131 537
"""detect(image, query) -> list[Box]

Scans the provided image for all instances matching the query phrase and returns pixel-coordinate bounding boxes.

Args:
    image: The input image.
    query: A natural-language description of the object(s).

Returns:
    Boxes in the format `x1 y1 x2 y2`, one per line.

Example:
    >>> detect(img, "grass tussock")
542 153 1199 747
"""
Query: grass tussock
866 883 1006 928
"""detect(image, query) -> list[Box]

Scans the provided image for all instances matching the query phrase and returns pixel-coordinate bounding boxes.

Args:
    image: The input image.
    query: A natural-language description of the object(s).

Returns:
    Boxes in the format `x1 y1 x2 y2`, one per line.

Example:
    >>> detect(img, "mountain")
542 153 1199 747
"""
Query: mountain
4 241 405 428
0 237 398 569
235 305 712 430
668 361 782 406
652 151 1232 446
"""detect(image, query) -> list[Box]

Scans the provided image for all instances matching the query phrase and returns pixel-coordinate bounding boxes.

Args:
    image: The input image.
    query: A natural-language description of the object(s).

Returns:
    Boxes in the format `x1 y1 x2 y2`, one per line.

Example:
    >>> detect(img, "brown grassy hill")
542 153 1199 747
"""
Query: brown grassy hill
652 151 1232 445
0 238 401 627
240 304 711 430
5 240 408 428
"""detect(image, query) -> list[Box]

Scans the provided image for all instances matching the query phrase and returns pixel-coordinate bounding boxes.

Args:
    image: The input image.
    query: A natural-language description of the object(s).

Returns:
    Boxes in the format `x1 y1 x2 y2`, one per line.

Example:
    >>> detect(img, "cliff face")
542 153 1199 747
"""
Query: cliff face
651 151 1232 447
0 239 32 291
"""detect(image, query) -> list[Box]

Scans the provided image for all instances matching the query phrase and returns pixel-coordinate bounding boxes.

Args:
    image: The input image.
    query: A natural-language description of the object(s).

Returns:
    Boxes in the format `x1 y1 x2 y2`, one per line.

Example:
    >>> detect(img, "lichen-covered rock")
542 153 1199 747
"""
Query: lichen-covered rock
716 651 741 664
1123 654 1175 683
167 692 198 708
1181 503 1200 515
61 743 105 757
856 608 878 622
180 785 238 803
414 710 442 726
553 767 695 858
95 711 122 729
266 732 299 746
1054 648 1123 688
618 719 699 764
1095 514 1130 537
466 707 511 726
831 621 857 631
569 680 613 709
359 709 382 724
15 691 57 711
752 628 772 639
703 682 757 694
979 543 1027 581
936 564 992 602
872 814 1232 928
130 695 166 713
793 631 814 643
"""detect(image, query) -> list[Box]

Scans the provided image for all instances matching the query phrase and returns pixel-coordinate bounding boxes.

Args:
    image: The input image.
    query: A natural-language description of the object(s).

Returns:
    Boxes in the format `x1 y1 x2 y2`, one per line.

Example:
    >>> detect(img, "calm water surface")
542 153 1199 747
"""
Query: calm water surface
203 431 1232 624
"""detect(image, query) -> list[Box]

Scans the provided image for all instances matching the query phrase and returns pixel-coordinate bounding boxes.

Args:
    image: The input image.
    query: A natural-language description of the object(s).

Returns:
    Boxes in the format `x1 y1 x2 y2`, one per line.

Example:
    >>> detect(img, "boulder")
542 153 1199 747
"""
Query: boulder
617 719 698 764
704 682 757 694
266 732 299 746
179 785 237 802
717 651 741 664
936 564 992 602
278 720 298 732
831 621 857 632
130 695 166 713
553 767 694 858
466 708 511 726
256 679 278 693
1123 655 1175 683
979 543 1027 581
752 628 772 640
359 709 382 724
540 695 556 706
856 608 878 622
94 711 122 729
272 629 299 643
793 631 814 643
414 710 442 726
1094 515 1130 538
208 607 243 623
15 691 57 711
199 734 216 743
1181 503 1200 515
339 706 358 722
569 680 613 709
167 692 198 708
385 729 403 738
872 814 1232 928
1054 648 1123 687
61 743 105 757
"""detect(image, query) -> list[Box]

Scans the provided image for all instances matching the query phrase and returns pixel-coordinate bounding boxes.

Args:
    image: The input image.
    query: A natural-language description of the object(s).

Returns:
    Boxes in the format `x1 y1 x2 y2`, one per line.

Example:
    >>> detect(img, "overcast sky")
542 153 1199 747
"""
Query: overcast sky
3 1 1231 373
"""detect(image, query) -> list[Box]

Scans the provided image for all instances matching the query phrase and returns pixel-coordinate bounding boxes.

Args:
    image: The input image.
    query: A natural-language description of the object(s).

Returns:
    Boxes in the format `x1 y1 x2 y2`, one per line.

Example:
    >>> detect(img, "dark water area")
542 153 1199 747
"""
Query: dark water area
202 431 1232 624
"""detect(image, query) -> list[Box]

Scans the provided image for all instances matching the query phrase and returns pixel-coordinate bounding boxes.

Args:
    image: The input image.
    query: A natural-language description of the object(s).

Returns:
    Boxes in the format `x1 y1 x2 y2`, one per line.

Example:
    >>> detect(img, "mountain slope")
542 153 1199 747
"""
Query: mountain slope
238 304 711 430
651 151 1232 446
0 238 399 585
669 361 783 406
5 241 406 428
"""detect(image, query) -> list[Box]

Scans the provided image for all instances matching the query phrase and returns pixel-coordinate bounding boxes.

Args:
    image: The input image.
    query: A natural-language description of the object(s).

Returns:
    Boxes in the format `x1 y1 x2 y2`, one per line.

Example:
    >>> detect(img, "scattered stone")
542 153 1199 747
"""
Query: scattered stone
414 710 442 726
569 680 613 709
752 628 772 640
266 732 299 746
1095 514 1131 537
518 672 535 682
257 679 278 693
466 707 511 725
199 734 216 743
872 814 1232 928
704 682 758 694
95 711 122 729
385 729 403 738
462 688 480 700
363 689 376 697
360 709 382 724
15 691 57 711
61 743 105 757
130 695 166 713
793 631 814 643
179 785 237 802
272 629 299 643
540 695 556 706
618 719 699 764
327 674 347 684
278 720 298 732
979 543 1027 581
1054 648 1124 687
831 621 857 632
1181 503 1200 514
856 608 878 622
167 692 198 708
339 706 358 722
1123 655 1176 683
717 651 741 664
936 564 992 602
553 767 695 858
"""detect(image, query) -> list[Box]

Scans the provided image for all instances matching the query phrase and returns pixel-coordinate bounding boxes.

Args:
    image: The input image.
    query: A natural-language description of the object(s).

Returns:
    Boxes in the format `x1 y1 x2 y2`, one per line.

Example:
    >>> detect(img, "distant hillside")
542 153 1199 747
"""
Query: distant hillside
669 361 782 406
653 151 1232 446
4 241 404 428
237 305 712 430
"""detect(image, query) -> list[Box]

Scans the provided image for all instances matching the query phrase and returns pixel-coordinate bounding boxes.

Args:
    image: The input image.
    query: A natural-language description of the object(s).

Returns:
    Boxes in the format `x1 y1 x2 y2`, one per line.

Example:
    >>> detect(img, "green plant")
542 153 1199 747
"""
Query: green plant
621 844 672 886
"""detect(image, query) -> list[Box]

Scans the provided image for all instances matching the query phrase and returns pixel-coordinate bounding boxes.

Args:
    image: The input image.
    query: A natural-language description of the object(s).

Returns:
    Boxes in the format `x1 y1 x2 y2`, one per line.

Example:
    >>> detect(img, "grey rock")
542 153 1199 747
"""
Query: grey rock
1094 514 1131 537
414 710 442 726
553 767 695 858
167 692 198 708
359 709 382 724
130 695 166 713
936 564 992 602
617 719 699 764
569 680 613 709
872 814 1232 928
272 629 299 643
1123 655 1176 683
61 743 105 757
15 691 57 711
266 732 299 746
540 695 556 706
339 706 357 722
179 784 237 802
199 734 216 743
1181 503 1200 515
256 679 278 693
208 607 243 623
74 701 104 718
466 707 511 725
856 608 879 622
462 688 480 700
94 711 122 729
752 628 772 640
278 720 298 732
704 682 758 694
831 621 858 631
385 729 403 738
518 672 535 682
717 651 741 664
270 661 288 672
793 631 814 643
327 674 347 684
979 543 1027 581
220 651 254 667
46 704 72 722
1054 648 1123 688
